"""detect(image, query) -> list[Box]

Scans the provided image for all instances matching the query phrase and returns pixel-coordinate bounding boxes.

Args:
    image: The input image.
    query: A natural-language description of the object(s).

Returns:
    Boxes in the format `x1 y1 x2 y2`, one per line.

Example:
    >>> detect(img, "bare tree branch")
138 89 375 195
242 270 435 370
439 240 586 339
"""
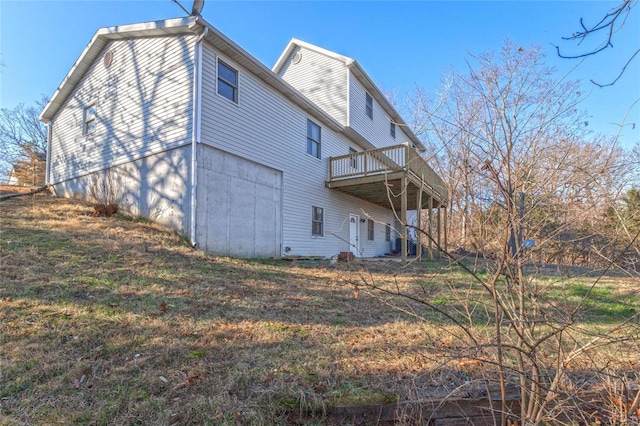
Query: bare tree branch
555 0 638 86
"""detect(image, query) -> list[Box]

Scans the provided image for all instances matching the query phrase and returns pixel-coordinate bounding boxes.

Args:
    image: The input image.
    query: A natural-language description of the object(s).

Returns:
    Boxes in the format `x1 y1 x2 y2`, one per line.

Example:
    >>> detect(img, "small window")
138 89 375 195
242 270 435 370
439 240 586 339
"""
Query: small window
83 105 96 135
390 121 396 139
312 206 324 237
307 119 321 159
367 219 374 241
349 147 357 168
385 223 391 242
217 60 238 103
365 93 373 119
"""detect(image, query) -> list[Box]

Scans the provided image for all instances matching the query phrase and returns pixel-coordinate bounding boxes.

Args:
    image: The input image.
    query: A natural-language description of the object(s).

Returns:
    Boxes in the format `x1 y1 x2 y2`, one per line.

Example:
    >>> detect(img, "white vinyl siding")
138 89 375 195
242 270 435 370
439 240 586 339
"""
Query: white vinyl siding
49 35 196 183
276 46 348 126
200 42 395 257
348 73 407 149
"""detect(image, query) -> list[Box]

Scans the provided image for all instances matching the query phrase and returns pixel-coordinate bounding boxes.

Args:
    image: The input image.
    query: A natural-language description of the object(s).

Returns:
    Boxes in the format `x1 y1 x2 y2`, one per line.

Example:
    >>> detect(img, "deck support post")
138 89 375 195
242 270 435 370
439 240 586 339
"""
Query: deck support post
401 175 407 262
444 206 448 255
416 180 423 261
428 196 433 260
437 206 442 260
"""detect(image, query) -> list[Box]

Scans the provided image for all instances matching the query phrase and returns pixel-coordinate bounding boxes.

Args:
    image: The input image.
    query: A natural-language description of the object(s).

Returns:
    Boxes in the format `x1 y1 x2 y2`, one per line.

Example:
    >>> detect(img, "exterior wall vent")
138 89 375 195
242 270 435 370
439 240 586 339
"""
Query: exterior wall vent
292 51 302 64
103 50 113 69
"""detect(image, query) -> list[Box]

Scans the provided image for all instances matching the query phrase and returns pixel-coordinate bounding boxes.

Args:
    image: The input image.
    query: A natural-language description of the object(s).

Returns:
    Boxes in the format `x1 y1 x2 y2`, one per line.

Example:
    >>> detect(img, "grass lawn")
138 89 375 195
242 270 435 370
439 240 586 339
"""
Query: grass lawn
1 191 639 424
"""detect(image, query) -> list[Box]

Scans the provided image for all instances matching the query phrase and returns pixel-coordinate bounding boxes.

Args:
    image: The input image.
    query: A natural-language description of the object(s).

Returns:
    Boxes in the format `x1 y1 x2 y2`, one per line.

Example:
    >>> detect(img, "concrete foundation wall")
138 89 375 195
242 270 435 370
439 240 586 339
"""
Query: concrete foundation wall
52 146 191 235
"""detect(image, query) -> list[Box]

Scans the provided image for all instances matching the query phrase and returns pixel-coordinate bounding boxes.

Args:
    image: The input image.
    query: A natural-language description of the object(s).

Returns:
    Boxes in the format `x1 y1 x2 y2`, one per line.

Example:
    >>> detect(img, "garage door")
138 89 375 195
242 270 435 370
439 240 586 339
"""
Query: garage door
198 147 282 258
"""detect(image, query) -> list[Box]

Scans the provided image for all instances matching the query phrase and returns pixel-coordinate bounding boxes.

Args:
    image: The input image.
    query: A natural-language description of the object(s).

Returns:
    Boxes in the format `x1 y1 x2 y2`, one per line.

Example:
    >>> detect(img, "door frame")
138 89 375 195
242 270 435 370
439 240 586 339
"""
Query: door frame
349 214 360 257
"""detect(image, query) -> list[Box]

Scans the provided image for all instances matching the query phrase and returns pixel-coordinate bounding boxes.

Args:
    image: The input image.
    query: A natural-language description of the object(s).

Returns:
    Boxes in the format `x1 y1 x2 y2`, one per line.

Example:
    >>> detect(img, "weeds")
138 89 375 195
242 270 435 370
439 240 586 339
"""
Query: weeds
1 193 639 424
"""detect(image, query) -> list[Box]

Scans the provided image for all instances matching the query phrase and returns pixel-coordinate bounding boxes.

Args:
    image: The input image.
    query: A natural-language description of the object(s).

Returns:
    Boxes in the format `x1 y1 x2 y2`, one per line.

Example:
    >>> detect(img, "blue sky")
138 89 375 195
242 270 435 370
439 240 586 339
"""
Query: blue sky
1 1 638 148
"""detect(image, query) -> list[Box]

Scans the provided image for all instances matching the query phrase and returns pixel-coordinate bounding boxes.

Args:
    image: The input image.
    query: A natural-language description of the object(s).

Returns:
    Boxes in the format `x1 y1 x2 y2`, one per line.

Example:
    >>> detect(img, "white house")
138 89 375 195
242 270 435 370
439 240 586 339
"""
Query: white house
39 16 447 260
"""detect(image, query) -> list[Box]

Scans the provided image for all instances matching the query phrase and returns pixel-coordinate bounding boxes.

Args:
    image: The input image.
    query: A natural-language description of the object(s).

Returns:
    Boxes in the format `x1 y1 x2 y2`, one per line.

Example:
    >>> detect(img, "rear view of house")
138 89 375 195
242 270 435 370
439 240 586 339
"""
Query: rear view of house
40 16 447 260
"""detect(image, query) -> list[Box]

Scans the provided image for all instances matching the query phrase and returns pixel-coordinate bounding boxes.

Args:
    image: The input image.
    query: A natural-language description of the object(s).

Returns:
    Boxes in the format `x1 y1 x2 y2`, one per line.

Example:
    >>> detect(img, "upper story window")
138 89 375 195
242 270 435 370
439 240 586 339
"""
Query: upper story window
365 93 373 119
217 60 238 103
307 119 321 159
367 219 374 240
312 206 324 237
83 105 96 135
390 121 396 139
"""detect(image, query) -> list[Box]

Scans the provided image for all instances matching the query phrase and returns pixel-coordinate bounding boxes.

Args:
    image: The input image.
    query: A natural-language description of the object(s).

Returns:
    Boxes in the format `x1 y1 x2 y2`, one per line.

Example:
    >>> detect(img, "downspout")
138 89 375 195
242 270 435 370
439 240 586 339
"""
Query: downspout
190 24 208 247
44 121 52 185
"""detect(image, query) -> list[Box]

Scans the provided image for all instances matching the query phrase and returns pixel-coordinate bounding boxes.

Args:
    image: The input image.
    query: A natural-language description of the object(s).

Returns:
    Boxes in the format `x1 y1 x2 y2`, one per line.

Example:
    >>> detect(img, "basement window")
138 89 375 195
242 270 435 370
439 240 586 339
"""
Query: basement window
83 105 96 135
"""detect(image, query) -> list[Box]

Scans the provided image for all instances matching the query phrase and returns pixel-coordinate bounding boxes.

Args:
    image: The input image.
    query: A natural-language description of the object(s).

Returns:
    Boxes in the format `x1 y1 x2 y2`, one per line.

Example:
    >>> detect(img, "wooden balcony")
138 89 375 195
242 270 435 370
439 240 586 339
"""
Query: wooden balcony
326 143 448 261
326 143 447 209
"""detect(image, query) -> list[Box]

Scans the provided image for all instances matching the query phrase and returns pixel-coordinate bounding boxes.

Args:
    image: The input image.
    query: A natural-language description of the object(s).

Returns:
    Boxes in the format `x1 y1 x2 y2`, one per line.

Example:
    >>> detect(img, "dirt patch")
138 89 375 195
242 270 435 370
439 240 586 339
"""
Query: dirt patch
0 184 41 195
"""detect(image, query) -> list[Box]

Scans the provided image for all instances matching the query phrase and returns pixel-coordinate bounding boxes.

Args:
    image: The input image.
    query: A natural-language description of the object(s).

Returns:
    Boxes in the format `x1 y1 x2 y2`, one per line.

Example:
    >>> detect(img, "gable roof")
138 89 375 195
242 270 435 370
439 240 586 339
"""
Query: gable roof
273 38 425 152
39 17 196 123
39 17 342 134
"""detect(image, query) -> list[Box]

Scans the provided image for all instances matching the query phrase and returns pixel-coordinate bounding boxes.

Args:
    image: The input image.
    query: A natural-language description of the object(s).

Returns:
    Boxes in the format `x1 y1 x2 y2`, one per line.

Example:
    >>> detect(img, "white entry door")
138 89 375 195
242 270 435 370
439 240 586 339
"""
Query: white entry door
349 214 360 257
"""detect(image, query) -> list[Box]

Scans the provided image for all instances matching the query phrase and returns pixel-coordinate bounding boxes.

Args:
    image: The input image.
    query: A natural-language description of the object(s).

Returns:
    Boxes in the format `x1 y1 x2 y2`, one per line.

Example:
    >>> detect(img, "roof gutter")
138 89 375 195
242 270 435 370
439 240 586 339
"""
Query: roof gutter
190 22 208 247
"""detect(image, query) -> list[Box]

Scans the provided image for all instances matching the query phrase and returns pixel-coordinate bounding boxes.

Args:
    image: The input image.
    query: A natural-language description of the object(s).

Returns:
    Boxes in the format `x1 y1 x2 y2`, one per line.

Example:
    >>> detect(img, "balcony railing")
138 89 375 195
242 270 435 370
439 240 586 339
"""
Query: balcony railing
328 143 448 203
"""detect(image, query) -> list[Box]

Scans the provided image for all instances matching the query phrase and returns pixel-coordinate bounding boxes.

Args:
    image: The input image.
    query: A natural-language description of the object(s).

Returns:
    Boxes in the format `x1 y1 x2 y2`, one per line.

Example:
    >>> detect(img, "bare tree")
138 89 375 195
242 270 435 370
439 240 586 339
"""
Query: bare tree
0 97 48 184
356 41 640 425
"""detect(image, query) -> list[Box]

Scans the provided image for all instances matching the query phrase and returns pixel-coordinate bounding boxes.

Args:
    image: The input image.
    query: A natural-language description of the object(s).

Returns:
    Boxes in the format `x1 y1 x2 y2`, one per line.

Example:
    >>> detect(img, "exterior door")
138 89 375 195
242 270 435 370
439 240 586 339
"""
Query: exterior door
349 214 360 257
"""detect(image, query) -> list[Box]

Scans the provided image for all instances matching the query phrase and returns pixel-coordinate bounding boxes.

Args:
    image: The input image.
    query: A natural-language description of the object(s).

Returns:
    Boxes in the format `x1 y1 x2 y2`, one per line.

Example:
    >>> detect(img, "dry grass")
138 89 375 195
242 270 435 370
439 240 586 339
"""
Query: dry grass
1 192 639 424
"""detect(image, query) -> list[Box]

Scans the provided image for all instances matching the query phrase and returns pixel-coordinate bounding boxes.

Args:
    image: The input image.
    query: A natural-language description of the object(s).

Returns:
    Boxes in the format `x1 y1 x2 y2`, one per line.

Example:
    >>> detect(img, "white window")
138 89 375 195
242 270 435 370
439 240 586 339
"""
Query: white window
365 93 373 119
390 121 396 138
83 105 96 135
307 119 321 159
312 206 324 237
217 60 238 103
367 219 374 240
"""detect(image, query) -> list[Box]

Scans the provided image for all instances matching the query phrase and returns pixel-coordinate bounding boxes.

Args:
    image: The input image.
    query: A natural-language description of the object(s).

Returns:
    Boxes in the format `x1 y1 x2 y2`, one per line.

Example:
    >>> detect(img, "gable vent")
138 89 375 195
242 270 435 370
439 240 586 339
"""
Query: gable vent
292 51 302 64
103 50 113 69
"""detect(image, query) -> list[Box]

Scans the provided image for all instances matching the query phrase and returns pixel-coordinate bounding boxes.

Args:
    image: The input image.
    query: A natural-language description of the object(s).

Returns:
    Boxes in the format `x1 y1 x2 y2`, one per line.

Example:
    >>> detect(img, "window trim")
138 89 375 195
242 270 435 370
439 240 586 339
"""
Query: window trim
217 59 238 103
365 92 373 119
311 206 324 237
385 223 391 242
83 105 96 136
367 218 374 241
306 119 321 159
390 121 396 139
